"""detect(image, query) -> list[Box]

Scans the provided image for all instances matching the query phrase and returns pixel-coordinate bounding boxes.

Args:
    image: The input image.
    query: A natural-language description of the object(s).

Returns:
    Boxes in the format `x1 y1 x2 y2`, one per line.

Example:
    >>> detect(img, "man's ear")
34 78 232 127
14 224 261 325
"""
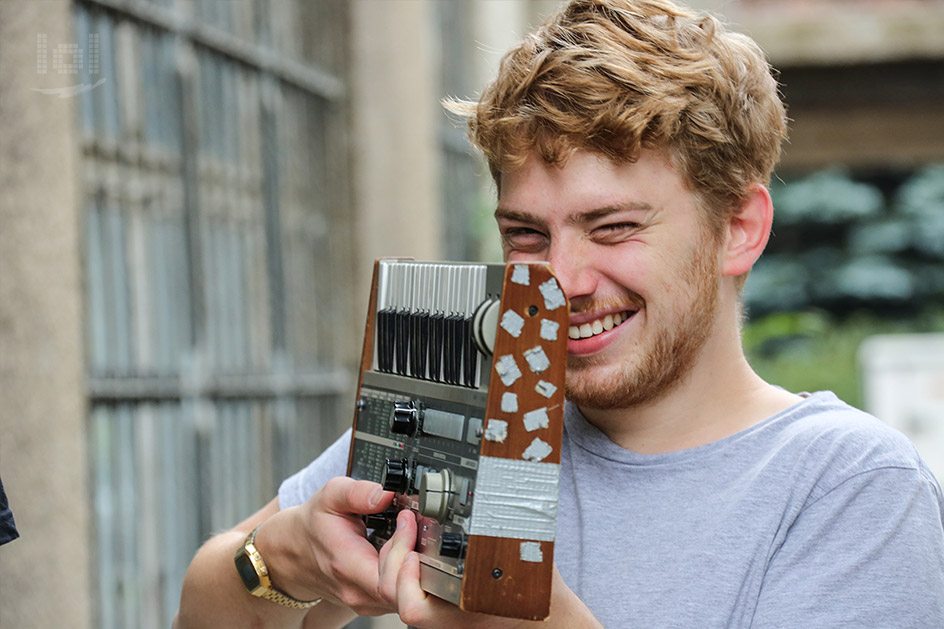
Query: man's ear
722 183 773 278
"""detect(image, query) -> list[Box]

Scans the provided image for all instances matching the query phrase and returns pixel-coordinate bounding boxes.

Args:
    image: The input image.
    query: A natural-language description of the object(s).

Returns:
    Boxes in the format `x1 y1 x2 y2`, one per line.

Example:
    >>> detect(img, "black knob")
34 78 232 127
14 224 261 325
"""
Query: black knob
364 508 398 537
391 401 420 436
439 532 466 559
382 458 409 493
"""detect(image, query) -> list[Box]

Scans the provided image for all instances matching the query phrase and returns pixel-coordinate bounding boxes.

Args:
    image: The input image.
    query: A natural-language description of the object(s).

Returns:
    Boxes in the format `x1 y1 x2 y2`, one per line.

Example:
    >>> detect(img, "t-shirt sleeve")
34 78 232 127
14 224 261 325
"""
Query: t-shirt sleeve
277 428 353 509
752 465 944 627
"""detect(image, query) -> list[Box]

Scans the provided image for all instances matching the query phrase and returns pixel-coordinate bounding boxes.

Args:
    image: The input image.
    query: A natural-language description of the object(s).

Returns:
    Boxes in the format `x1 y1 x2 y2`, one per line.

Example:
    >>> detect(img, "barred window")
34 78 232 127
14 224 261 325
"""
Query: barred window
74 1 352 626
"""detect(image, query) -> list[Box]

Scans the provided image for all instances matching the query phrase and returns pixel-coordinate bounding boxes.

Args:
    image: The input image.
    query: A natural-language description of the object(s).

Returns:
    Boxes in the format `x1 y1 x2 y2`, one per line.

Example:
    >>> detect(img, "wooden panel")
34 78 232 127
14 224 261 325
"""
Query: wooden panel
461 262 568 620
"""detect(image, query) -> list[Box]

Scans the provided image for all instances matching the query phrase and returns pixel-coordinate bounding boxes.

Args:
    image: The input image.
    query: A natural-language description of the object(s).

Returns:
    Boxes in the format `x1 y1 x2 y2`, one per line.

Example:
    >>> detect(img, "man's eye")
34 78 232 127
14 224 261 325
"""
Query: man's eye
598 222 639 232
502 228 547 250
593 222 640 241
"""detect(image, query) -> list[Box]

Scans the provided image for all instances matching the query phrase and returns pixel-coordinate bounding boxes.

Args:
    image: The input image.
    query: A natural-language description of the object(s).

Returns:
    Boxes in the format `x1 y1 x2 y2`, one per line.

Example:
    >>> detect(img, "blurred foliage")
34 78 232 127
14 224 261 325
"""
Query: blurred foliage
746 165 944 317
743 165 944 408
744 309 944 410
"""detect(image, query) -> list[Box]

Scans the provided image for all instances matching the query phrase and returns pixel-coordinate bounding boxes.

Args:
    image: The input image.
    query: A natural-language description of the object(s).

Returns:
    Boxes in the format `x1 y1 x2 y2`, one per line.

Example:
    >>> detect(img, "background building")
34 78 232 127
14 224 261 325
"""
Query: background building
1 0 941 627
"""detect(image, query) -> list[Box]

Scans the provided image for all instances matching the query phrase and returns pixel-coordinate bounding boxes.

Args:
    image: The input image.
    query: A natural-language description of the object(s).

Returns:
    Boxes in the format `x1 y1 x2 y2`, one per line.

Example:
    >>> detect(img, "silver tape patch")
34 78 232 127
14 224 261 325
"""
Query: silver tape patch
511 264 530 286
484 419 508 443
523 407 549 432
495 354 522 386
540 319 559 341
522 437 553 462
501 392 518 413
500 309 525 338
539 278 566 311
520 541 544 563
468 456 560 541
524 345 550 373
535 380 557 398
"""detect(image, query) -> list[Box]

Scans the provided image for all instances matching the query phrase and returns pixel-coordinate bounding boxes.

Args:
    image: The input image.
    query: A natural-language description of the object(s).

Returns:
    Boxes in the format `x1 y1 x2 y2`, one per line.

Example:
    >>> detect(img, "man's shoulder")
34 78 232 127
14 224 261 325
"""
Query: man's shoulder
772 391 936 495
278 428 352 509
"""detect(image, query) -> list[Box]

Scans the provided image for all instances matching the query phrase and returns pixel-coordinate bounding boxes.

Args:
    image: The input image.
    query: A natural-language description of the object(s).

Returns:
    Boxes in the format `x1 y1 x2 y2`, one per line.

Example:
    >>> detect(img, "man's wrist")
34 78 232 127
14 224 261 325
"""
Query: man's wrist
251 509 325 603
236 515 323 608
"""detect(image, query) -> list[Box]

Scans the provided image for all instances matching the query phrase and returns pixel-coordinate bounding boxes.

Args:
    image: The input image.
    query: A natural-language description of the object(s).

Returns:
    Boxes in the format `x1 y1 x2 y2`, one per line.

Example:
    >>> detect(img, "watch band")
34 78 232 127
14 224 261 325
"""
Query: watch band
236 525 323 610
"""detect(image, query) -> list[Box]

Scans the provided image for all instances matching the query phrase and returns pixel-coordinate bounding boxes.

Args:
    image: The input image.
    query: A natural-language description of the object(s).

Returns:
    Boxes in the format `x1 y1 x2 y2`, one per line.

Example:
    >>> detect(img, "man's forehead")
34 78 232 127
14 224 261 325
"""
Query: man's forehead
495 148 679 212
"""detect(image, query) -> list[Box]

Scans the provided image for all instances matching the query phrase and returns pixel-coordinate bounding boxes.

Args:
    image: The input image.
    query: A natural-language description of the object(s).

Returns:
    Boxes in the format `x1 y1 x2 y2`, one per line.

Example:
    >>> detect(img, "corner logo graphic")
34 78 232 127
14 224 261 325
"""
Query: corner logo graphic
31 33 106 98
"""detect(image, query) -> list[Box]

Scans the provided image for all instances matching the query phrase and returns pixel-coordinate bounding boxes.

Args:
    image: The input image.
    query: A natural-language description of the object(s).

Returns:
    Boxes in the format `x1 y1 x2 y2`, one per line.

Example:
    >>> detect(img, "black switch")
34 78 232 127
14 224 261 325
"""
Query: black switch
439 532 466 559
364 508 398 537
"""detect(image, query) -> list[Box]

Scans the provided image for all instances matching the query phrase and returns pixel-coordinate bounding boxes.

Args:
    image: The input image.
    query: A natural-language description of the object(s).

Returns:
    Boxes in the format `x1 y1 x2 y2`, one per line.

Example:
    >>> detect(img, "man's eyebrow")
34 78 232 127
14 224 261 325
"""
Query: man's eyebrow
493 206 545 226
495 205 547 229
571 202 653 225
494 202 654 226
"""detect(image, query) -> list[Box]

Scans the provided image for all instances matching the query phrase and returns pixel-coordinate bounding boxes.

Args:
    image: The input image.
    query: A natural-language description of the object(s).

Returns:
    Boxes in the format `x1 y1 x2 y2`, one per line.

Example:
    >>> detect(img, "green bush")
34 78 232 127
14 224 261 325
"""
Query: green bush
743 309 944 410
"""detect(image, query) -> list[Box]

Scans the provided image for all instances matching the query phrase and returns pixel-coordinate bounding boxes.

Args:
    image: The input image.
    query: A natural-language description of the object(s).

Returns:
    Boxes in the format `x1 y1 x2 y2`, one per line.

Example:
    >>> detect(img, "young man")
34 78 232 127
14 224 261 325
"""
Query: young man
175 1 944 627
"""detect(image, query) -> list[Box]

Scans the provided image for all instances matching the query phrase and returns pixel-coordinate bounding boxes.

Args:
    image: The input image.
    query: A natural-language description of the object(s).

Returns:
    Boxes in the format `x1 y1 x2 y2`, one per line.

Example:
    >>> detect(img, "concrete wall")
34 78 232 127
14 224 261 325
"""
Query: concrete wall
0 0 92 626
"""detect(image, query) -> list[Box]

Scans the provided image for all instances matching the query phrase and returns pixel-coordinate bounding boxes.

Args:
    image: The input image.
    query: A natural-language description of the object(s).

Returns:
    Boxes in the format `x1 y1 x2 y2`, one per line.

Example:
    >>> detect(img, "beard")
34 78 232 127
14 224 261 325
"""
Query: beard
564 235 721 411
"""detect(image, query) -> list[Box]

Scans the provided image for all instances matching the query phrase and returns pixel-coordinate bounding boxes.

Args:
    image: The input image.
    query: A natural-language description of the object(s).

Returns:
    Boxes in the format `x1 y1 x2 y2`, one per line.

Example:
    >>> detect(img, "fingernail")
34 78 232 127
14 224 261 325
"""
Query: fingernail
369 486 383 507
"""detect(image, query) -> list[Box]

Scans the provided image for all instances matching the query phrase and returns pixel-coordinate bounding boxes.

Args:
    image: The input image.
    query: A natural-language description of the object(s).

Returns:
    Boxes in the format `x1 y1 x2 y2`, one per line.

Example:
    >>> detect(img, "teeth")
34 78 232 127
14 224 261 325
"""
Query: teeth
568 311 631 341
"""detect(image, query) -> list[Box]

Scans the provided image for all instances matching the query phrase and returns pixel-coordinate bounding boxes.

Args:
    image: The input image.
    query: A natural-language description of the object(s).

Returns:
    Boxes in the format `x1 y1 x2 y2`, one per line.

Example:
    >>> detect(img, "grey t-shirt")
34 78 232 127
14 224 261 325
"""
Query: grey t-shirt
279 391 944 627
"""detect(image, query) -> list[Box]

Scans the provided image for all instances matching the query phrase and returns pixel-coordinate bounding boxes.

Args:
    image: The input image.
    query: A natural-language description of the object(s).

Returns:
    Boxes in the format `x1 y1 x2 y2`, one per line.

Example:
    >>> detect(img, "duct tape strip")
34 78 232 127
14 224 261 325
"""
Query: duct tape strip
468 456 560 542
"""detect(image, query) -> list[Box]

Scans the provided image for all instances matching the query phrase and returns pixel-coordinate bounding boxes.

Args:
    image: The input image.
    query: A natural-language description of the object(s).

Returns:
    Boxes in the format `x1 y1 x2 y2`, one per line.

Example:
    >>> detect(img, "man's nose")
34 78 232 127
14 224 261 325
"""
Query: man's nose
547 241 598 302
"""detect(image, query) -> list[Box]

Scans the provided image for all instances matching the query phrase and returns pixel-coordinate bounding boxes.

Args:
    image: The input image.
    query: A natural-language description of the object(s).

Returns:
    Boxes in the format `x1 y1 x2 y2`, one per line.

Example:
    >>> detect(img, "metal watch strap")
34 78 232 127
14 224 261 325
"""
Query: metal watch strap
243 525 323 610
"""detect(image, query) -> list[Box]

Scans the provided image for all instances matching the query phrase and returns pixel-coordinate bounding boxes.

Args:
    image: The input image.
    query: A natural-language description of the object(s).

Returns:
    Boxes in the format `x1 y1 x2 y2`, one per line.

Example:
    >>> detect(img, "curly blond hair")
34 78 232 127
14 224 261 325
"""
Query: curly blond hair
451 0 788 233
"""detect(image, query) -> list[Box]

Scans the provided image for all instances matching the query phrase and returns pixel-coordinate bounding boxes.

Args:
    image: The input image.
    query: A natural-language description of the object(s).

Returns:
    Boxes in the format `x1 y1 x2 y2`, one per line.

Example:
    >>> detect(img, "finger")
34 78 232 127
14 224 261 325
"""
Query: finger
378 510 417 603
395 551 431 625
395 552 465 627
396 553 514 629
318 477 394 515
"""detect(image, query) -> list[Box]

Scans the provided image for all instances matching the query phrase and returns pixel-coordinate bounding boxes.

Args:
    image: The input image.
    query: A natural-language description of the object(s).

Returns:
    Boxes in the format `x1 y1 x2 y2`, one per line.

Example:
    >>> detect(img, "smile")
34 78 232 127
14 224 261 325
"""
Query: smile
568 311 634 340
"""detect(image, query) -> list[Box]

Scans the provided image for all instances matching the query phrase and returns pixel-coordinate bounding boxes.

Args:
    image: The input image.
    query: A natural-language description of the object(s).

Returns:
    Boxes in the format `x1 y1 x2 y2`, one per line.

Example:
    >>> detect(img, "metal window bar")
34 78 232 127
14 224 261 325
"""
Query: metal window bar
75 1 354 627
436 1 481 262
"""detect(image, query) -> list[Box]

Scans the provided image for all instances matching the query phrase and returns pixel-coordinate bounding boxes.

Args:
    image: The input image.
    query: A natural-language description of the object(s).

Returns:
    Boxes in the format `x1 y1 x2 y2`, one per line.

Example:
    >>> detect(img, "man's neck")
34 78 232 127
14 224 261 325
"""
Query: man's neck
577 326 801 455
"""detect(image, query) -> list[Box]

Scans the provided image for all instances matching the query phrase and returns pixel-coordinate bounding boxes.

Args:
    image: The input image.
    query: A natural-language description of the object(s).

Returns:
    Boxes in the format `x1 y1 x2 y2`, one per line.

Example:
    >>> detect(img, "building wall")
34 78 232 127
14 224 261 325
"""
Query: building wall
351 0 443 329
1 0 941 627
0 0 92 626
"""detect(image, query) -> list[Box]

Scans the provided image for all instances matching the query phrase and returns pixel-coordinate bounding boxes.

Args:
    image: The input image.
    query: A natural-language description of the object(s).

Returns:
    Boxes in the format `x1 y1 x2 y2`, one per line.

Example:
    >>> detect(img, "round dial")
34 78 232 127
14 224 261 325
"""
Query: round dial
418 468 453 522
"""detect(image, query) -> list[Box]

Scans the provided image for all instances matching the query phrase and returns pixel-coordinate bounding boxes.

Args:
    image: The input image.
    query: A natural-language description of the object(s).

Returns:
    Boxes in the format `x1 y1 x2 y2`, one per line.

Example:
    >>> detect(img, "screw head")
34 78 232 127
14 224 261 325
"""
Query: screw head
492 568 503 579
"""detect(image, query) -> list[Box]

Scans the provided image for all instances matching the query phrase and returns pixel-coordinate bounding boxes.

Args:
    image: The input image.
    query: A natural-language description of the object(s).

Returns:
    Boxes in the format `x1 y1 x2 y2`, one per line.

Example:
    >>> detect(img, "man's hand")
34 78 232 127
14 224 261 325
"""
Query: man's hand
259 477 396 617
376 510 604 629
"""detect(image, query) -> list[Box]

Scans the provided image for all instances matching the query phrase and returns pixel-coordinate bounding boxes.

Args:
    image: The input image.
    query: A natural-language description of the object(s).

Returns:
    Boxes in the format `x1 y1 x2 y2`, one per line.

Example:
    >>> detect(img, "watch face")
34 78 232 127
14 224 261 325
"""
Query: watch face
235 551 262 592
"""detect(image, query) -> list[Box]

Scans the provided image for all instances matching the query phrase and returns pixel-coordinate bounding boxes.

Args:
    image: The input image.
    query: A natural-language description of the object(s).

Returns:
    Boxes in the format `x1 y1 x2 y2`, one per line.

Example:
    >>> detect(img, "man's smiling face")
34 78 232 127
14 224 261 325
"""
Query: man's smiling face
495 149 724 410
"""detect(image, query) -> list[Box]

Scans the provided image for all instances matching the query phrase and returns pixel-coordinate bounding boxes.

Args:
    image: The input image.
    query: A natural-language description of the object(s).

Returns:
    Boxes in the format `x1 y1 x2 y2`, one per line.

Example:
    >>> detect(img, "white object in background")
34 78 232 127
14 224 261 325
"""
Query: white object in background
859 333 944 485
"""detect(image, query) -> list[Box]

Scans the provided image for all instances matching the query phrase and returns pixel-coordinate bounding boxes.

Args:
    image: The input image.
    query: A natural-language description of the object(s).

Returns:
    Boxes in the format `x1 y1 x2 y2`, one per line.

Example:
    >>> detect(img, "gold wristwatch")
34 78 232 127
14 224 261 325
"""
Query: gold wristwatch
233 525 323 609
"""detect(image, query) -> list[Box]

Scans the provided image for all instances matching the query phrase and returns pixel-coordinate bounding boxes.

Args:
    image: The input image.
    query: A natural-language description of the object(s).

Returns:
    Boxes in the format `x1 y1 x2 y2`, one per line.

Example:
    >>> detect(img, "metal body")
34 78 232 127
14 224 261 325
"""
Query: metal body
348 259 569 620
